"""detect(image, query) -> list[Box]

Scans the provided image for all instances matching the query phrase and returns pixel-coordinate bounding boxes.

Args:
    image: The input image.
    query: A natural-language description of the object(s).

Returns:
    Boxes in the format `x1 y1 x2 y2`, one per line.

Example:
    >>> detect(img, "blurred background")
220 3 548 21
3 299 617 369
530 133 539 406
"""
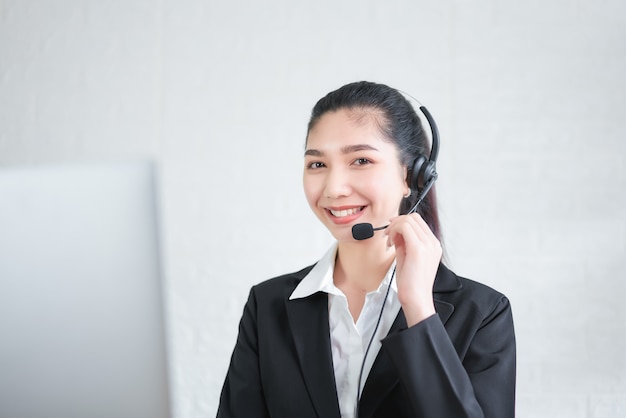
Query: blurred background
1 1 625 417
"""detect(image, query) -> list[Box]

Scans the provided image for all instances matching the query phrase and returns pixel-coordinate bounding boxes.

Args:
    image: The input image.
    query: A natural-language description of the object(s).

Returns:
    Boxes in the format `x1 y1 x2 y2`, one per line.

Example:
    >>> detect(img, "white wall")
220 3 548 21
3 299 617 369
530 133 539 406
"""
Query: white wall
1 1 625 417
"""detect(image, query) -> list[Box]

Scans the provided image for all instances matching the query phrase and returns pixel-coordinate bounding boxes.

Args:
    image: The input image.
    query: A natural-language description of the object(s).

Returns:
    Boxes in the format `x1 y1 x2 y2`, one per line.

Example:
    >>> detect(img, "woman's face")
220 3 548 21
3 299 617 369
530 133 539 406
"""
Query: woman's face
303 108 408 243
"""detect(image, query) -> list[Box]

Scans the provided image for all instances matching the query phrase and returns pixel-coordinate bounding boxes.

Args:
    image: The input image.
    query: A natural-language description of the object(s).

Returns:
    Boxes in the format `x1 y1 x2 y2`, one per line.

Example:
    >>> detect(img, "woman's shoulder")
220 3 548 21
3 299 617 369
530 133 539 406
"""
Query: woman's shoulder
437 263 511 316
250 264 316 297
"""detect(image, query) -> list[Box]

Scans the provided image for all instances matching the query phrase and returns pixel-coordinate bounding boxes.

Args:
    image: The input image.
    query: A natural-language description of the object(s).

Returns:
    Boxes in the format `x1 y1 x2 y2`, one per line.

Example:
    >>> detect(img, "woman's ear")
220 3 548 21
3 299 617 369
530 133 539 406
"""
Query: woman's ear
403 166 412 197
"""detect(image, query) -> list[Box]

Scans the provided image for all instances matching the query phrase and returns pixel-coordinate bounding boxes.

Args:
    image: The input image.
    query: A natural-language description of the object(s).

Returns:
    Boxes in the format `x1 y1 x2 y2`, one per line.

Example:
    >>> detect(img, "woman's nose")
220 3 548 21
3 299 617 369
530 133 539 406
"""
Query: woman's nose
323 168 351 198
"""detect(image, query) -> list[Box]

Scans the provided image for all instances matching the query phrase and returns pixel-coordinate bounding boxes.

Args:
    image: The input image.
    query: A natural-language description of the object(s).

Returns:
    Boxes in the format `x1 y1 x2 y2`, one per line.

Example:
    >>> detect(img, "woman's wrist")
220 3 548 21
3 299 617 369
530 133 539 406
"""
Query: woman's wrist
401 299 436 327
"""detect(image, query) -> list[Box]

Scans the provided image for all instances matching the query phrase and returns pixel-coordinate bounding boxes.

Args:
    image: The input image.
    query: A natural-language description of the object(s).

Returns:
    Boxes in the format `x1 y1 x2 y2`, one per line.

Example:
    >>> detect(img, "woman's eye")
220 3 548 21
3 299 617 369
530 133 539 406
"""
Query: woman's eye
306 161 325 169
353 158 372 166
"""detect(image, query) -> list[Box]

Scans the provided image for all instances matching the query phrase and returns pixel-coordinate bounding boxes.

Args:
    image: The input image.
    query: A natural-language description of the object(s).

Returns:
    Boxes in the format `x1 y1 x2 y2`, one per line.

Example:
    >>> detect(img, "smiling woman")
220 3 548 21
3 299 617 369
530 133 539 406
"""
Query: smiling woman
217 81 516 418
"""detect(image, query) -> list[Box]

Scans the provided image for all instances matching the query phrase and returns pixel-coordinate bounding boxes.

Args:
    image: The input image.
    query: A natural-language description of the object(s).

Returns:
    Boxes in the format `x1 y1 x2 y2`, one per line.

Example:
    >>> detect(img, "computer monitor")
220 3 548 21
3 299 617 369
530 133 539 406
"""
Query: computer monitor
0 161 171 418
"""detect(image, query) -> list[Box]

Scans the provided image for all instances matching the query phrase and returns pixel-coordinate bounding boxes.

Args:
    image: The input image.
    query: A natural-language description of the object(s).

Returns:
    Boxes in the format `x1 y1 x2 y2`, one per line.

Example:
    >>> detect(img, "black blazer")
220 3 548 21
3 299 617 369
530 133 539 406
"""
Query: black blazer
217 263 516 418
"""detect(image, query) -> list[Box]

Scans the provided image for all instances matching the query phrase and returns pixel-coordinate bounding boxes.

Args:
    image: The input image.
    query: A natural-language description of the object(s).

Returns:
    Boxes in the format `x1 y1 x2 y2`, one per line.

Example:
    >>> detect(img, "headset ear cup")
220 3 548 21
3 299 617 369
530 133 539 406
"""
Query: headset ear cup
421 161 437 188
409 155 427 191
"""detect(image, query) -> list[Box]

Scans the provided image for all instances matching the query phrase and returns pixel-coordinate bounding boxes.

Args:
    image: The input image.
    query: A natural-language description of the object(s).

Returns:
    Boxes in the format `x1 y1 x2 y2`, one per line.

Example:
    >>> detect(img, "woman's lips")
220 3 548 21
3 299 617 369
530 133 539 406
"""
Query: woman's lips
325 206 365 225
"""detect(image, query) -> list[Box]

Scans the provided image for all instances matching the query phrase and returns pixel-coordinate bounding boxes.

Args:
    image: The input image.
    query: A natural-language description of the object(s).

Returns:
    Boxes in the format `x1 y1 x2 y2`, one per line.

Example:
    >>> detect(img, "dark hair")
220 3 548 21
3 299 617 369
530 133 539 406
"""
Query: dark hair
306 81 442 240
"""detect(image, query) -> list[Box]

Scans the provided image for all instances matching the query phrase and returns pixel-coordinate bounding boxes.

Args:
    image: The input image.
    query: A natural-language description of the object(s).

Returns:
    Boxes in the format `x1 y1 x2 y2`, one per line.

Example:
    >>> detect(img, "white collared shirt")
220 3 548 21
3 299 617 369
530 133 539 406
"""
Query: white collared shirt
290 244 401 418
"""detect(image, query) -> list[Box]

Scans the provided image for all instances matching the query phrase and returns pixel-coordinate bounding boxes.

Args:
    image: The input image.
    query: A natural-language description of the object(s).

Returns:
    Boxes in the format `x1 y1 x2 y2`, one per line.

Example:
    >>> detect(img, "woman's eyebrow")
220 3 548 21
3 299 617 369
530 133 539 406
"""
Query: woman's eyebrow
304 149 323 157
304 144 379 157
342 144 379 154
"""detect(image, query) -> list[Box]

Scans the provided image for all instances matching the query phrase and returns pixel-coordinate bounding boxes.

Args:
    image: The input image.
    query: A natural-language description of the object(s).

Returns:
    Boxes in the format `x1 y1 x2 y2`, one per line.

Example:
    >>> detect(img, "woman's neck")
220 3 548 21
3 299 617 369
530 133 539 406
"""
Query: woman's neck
334 237 395 293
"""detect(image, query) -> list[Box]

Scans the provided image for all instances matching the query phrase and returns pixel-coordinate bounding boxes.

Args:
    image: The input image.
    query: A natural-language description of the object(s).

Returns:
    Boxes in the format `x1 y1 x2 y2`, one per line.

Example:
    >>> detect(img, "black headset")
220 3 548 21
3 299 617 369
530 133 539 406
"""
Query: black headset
406 102 440 212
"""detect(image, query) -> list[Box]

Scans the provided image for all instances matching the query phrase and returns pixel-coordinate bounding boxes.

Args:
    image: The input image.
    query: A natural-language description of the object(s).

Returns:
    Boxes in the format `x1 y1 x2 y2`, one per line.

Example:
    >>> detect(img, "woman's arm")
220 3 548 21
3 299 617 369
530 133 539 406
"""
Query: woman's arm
216 289 270 418
384 213 515 417
382 296 516 418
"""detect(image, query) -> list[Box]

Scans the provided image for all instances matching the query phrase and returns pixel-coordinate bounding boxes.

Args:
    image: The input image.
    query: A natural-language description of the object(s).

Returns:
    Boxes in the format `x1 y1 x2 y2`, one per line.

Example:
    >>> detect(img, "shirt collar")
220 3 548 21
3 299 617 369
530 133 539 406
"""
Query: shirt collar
289 243 397 300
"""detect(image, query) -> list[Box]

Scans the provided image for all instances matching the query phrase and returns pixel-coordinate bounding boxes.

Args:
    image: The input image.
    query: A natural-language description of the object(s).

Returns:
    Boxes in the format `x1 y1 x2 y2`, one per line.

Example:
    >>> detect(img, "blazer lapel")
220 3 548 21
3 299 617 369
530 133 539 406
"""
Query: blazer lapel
357 263 460 417
285 289 341 418
357 310 406 417
431 263 461 325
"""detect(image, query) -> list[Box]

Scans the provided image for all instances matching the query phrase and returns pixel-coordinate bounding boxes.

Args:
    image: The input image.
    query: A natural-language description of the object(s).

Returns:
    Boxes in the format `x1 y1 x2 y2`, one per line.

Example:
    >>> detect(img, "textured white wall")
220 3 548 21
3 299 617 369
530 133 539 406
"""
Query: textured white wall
1 1 625 417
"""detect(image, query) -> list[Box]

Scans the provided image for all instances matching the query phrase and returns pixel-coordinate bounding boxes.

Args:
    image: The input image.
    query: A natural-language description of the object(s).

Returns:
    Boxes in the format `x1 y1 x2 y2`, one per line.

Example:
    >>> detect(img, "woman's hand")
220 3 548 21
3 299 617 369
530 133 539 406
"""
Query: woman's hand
385 213 443 327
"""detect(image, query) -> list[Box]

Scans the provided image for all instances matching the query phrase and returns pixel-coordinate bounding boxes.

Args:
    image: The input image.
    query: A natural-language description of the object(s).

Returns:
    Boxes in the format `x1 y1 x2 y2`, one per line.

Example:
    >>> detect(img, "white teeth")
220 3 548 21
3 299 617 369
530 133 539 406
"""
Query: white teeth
329 207 361 217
